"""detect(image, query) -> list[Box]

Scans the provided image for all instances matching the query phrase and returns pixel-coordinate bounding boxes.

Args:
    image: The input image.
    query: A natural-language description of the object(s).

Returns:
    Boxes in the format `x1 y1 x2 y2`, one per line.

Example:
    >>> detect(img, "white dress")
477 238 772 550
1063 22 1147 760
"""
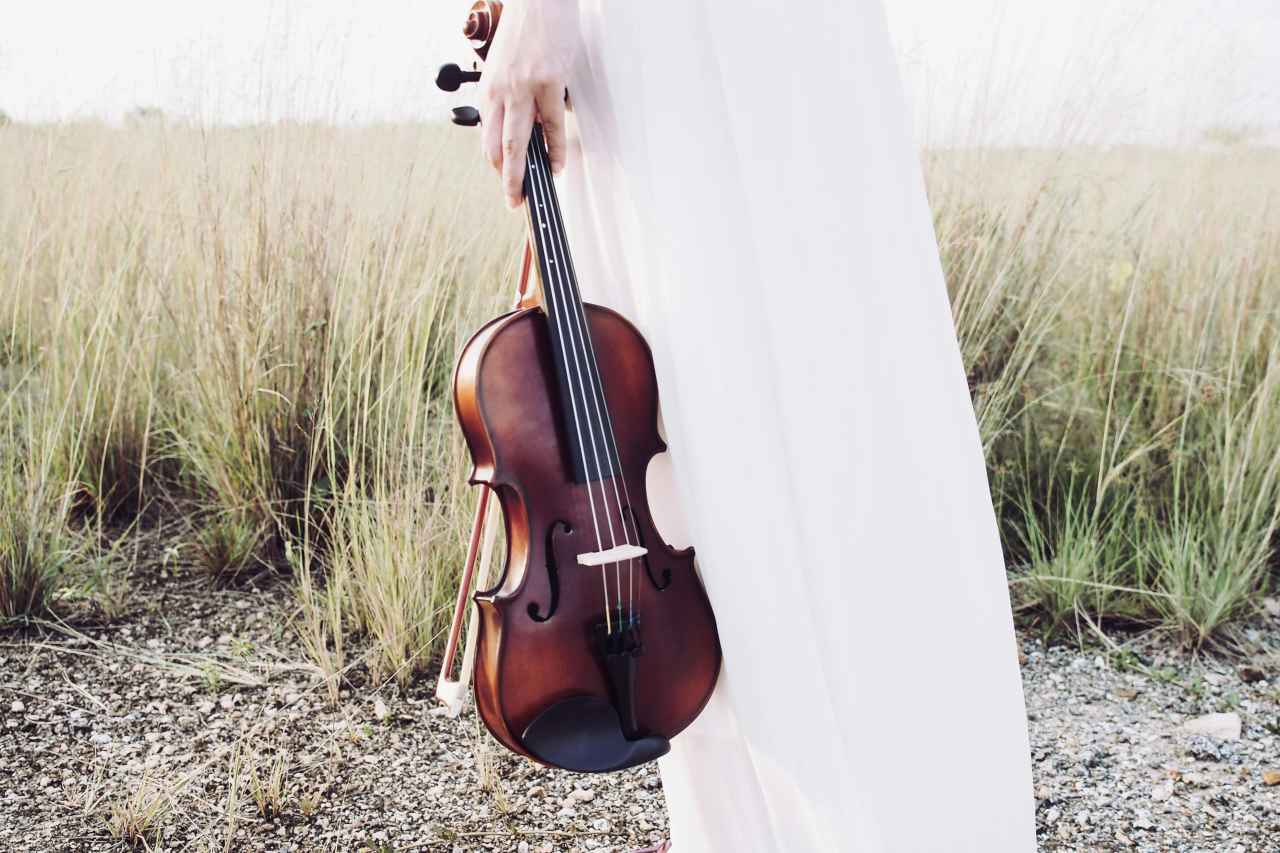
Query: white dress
553 1 1036 850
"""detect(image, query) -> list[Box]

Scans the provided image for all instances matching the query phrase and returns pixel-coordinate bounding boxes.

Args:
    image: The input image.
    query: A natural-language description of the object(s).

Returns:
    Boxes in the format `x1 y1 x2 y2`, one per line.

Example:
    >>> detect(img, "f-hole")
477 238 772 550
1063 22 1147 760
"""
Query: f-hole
622 506 671 591
529 520 572 621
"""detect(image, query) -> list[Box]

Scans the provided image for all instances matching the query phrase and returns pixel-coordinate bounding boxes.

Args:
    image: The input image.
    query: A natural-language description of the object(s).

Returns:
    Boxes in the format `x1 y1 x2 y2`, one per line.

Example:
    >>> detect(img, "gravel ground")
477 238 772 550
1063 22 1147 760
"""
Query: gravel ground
1023 606 1280 853
1 562 667 853
2 559 1279 852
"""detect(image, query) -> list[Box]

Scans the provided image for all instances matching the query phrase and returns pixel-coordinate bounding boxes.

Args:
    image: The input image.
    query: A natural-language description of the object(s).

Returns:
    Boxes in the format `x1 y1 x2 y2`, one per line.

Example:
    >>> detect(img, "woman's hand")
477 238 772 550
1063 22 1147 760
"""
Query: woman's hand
479 0 580 209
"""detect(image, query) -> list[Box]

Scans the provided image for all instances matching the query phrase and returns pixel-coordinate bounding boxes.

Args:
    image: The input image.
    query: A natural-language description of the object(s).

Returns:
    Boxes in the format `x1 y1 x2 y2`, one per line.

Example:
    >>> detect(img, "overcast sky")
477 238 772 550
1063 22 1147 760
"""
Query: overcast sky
1 1 1276 146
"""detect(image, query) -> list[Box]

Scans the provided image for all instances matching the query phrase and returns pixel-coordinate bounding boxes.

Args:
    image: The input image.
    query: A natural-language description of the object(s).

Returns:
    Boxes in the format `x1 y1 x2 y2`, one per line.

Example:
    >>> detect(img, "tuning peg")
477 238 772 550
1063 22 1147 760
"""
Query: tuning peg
436 63 482 92
451 106 481 127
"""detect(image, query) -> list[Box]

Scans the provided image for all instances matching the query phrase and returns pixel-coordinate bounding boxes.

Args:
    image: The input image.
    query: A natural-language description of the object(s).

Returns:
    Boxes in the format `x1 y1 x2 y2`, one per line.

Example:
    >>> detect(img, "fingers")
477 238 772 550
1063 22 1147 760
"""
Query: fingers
500 95 535 209
479 78 564 208
481 98 505 174
535 83 567 175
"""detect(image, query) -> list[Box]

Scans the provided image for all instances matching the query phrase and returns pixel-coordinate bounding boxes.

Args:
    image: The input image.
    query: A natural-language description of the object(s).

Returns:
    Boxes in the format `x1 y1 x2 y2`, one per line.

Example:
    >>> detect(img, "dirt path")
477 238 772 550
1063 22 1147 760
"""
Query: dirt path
2 564 1279 852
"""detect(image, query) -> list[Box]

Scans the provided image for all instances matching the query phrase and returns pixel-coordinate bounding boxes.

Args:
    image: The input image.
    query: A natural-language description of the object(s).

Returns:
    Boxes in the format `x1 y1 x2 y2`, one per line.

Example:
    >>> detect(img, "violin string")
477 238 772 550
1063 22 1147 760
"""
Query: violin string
528 130 641 625
528 128 627 614
527 126 626 631
530 132 642 623
530 132 639 623
524 129 616 634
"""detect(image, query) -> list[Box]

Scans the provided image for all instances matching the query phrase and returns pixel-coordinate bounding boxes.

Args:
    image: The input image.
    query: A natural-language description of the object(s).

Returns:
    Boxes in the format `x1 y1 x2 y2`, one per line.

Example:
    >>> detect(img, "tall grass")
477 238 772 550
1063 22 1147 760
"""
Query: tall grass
935 148 1280 644
0 120 1276 660
0 436 75 619
0 361 82 619
0 121 518 649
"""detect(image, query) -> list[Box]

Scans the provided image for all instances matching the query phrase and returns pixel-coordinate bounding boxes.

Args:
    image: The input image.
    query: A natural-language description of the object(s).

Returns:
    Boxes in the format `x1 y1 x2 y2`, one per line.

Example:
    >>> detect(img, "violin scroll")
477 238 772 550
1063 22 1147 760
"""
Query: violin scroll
436 2 504 121
464 0 504 60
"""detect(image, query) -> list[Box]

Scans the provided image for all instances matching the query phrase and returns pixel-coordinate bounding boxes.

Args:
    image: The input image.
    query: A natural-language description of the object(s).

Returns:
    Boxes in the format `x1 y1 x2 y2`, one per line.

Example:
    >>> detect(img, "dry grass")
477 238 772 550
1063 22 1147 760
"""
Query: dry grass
0 120 515 673
246 749 289 821
105 769 181 849
933 147 1280 643
0 119 1276 667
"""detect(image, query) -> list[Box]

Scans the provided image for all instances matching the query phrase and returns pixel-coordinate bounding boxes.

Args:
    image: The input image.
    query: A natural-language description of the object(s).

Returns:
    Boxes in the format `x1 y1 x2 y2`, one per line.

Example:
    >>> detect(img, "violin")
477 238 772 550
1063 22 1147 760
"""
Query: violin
433 1 721 773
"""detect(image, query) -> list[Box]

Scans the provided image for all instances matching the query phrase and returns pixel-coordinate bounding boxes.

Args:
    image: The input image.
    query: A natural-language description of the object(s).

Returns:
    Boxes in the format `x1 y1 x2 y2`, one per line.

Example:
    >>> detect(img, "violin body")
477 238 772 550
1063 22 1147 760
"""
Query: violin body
454 303 721 771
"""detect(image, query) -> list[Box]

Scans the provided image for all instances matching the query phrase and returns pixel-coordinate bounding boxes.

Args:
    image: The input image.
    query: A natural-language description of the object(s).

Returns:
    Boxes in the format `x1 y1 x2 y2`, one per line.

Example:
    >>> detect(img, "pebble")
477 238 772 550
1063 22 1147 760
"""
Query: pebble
1182 711 1242 740
1186 734 1236 762
1237 665 1266 683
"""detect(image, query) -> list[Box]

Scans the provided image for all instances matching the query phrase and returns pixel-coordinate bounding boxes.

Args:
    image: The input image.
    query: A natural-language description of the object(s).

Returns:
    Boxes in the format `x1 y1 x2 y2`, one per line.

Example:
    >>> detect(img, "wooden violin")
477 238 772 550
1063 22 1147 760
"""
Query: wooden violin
434 1 721 773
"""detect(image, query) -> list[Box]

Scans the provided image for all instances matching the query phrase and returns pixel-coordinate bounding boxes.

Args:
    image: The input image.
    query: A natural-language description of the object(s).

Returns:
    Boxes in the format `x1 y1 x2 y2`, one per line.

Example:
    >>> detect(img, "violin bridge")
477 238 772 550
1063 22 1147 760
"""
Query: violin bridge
576 544 647 567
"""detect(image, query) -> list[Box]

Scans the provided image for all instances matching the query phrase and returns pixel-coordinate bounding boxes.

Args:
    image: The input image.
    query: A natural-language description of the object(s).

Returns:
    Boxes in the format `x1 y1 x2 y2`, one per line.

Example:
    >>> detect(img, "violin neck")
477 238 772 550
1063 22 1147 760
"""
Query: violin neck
522 124 619 485
522 124 576 310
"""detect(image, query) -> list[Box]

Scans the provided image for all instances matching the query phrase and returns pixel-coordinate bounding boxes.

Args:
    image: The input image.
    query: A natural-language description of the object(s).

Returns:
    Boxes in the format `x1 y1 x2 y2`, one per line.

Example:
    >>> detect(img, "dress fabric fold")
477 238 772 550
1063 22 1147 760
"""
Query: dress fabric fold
553 1 1036 849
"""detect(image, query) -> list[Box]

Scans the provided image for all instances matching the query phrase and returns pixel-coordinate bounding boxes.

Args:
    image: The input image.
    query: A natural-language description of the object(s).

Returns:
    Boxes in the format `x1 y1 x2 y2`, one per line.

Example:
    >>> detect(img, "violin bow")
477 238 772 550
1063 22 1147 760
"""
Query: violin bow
435 239 536 716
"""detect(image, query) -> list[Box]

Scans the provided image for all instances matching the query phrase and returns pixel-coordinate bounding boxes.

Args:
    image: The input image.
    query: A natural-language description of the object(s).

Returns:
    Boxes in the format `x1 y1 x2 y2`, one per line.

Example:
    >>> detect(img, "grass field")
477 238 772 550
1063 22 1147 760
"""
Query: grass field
2 121 1278 683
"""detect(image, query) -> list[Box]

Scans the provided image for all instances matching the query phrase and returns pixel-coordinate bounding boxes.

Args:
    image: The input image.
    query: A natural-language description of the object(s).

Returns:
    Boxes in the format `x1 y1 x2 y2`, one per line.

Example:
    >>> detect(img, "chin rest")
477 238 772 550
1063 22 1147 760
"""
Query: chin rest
522 695 670 772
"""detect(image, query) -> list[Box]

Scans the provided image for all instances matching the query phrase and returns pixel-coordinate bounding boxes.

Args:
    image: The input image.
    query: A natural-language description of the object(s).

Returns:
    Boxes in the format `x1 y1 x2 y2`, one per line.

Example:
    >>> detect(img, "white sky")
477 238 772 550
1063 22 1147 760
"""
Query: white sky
0 1 1276 146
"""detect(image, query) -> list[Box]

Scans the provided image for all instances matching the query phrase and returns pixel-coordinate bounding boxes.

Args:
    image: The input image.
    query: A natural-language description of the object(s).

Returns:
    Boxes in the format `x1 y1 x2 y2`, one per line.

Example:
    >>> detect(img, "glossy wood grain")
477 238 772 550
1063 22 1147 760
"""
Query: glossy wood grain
454 304 722 763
